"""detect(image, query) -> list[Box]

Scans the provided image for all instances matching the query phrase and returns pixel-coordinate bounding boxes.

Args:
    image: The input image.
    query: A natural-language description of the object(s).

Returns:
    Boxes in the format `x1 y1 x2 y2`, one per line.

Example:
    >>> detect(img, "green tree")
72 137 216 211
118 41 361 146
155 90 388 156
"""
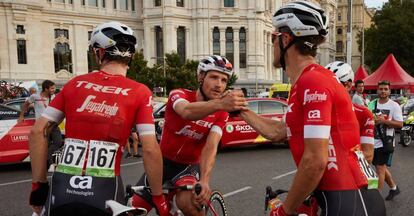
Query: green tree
360 0 414 74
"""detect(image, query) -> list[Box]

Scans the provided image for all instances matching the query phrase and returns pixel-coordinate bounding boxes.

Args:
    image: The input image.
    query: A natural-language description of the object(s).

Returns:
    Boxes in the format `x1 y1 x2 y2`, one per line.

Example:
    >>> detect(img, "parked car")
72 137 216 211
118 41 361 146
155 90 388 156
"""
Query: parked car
153 98 288 148
0 103 34 164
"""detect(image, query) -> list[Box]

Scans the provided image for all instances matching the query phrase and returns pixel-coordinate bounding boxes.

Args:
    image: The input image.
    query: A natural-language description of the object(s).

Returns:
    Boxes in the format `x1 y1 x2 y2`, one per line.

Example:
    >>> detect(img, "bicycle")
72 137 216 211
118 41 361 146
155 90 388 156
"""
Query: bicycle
106 183 228 216
265 186 318 216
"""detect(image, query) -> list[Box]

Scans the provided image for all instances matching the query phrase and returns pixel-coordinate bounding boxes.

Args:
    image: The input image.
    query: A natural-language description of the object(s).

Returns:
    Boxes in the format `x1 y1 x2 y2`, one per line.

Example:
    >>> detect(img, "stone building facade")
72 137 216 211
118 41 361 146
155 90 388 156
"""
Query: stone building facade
0 0 284 93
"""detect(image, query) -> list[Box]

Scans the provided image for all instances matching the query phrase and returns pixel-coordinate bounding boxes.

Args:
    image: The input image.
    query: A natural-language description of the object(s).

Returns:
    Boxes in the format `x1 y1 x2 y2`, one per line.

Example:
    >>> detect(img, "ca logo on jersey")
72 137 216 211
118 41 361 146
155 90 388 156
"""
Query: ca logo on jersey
69 176 92 189
308 110 321 119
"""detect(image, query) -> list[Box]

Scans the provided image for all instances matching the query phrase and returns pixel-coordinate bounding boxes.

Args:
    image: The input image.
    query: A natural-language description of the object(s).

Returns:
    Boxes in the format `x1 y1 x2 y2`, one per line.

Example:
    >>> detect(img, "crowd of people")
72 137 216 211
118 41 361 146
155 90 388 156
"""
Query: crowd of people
25 1 406 216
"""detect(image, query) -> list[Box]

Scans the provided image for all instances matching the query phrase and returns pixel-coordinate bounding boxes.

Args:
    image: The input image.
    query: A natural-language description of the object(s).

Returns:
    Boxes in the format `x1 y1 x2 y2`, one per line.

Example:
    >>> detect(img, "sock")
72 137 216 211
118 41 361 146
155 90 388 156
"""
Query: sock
391 185 397 190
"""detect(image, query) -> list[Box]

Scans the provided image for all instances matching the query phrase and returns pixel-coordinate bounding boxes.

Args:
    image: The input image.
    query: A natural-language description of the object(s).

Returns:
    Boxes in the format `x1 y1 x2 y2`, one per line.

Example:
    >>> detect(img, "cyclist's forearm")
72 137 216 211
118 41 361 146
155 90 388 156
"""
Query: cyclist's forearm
384 120 403 129
240 110 287 141
361 143 374 164
283 139 327 214
175 100 221 121
141 137 164 196
199 135 220 183
29 120 49 182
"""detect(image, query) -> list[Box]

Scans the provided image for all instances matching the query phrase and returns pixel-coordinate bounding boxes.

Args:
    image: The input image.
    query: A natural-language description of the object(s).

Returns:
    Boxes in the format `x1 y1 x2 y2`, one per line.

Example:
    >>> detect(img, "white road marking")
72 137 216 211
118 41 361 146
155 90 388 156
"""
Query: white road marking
223 186 252 198
272 170 297 180
0 161 143 187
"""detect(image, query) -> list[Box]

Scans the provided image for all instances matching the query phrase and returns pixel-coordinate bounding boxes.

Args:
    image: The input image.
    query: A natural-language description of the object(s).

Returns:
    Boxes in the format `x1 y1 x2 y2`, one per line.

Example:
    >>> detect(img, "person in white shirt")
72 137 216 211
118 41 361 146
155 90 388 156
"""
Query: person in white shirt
371 80 403 201
353 79 370 106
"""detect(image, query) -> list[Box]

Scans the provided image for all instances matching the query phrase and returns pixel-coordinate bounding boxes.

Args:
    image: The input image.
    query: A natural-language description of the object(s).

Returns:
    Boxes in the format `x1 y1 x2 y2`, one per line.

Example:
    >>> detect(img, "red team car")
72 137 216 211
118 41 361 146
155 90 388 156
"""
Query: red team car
0 101 35 163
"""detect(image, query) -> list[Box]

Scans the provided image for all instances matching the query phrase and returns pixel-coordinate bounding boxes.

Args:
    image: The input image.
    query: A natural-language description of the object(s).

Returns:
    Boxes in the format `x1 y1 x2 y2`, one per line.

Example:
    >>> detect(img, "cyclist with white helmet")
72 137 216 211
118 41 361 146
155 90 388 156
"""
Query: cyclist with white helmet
326 61 375 163
29 21 168 216
131 55 247 215
240 1 385 215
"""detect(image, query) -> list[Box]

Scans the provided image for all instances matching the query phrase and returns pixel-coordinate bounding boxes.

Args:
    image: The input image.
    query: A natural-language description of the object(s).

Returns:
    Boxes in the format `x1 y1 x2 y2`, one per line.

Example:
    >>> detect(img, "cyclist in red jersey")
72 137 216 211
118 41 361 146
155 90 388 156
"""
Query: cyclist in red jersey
131 55 247 215
240 2 384 215
29 22 168 216
325 61 375 163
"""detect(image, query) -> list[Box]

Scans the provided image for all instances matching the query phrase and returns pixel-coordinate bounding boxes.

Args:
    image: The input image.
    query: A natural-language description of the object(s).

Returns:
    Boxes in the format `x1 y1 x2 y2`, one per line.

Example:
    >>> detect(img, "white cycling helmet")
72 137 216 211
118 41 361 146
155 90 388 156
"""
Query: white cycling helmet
272 1 328 37
197 55 234 78
326 61 354 83
90 21 136 57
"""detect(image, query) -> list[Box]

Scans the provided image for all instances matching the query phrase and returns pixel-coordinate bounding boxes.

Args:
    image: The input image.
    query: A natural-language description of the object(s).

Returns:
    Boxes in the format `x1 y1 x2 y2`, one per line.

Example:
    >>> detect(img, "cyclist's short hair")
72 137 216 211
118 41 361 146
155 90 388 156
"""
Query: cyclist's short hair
42 80 55 91
280 27 326 57
355 80 364 87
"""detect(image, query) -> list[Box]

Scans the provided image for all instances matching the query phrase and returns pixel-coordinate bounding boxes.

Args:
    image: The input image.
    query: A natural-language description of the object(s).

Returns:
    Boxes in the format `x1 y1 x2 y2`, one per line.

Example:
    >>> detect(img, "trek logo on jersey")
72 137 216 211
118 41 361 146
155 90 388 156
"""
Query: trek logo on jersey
192 120 213 128
76 81 131 96
303 89 327 105
327 137 338 171
175 125 204 140
308 110 321 119
364 118 374 126
69 176 92 189
76 95 119 117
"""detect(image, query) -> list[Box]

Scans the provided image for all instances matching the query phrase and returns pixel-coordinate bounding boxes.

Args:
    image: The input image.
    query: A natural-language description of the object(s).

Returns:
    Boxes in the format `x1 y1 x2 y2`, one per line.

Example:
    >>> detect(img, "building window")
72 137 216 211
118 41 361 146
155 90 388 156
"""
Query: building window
87 0 98 6
213 27 220 55
337 28 342 35
55 0 65 3
239 27 246 68
225 27 234 65
336 41 343 53
177 27 186 63
155 0 161 7
131 0 135 11
113 0 116 9
176 0 184 7
17 40 27 64
119 0 128 10
55 29 69 39
155 26 164 64
54 29 72 73
87 31 99 72
102 0 106 8
338 13 342 21
224 0 234 7
16 25 25 34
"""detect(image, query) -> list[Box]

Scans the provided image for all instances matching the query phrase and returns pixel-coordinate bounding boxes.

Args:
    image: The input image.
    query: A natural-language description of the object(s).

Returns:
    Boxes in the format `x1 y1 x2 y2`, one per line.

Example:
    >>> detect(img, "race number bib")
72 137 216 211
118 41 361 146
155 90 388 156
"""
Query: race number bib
85 140 119 178
56 138 88 176
355 151 378 189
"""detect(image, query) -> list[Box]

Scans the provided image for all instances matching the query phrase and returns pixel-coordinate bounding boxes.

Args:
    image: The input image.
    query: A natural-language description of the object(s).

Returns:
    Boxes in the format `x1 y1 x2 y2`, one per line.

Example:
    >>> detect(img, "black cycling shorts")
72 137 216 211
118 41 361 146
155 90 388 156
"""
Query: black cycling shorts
373 147 393 167
45 172 125 216
314 188 386 216
135 157 200 205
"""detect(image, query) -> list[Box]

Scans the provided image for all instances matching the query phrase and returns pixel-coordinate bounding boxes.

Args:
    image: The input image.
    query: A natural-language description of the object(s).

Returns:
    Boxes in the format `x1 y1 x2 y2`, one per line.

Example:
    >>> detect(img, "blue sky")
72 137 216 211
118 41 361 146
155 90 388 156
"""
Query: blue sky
365 0 388 8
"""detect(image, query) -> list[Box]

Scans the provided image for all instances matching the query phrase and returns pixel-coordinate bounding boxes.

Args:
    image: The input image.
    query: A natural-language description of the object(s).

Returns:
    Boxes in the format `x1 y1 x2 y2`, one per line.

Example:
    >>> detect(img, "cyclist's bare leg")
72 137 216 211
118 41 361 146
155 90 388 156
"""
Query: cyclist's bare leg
176 190 204 216
376 165 386 189
384 167 397 188
132 132 139 155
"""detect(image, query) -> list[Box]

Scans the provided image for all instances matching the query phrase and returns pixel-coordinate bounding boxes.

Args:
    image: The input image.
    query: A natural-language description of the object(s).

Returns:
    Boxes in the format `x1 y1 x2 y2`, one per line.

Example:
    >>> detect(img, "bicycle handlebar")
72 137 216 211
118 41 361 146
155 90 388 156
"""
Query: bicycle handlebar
126 183 203 198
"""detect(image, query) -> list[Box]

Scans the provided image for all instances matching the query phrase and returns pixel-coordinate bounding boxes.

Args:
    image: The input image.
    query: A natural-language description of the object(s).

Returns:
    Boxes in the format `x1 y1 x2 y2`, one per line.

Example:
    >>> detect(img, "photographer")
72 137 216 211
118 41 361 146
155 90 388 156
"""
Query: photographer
370 80 403 200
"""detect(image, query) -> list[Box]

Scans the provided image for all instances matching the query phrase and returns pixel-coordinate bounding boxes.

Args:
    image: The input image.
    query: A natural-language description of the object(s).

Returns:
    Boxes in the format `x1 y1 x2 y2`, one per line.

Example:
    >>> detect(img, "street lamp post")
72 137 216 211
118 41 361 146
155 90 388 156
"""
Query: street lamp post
346 0 353 65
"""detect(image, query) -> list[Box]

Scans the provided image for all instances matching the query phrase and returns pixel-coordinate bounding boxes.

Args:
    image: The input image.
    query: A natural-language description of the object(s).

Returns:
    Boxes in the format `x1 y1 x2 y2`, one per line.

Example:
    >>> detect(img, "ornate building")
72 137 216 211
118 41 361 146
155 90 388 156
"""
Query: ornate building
335 0 374 70
0 0 283 93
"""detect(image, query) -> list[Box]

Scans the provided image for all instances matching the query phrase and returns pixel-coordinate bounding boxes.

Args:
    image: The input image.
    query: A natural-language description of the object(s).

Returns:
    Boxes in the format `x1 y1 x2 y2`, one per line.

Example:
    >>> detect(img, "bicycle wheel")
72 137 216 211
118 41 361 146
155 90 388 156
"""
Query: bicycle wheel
205 191 227 216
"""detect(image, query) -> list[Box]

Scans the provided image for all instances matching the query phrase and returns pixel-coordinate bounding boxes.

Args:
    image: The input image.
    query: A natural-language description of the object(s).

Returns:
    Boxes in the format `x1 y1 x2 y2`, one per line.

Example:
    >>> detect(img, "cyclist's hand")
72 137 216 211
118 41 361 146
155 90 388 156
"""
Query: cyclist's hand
195 181 211 205
219 90 248 112
30 182 49 214
152 194 169 216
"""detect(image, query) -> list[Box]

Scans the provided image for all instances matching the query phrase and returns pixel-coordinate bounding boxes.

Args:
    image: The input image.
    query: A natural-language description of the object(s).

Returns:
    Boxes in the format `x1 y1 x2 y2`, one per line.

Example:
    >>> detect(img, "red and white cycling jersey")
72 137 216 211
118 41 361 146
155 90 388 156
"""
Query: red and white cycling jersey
160 89 228 164
285 64 367 191
42 71 155 176
353 103 374 145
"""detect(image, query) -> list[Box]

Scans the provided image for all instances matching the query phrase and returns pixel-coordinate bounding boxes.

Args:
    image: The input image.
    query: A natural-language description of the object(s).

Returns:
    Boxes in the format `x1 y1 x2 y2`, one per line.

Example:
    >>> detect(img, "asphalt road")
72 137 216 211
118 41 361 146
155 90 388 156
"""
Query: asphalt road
0 136 413 216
